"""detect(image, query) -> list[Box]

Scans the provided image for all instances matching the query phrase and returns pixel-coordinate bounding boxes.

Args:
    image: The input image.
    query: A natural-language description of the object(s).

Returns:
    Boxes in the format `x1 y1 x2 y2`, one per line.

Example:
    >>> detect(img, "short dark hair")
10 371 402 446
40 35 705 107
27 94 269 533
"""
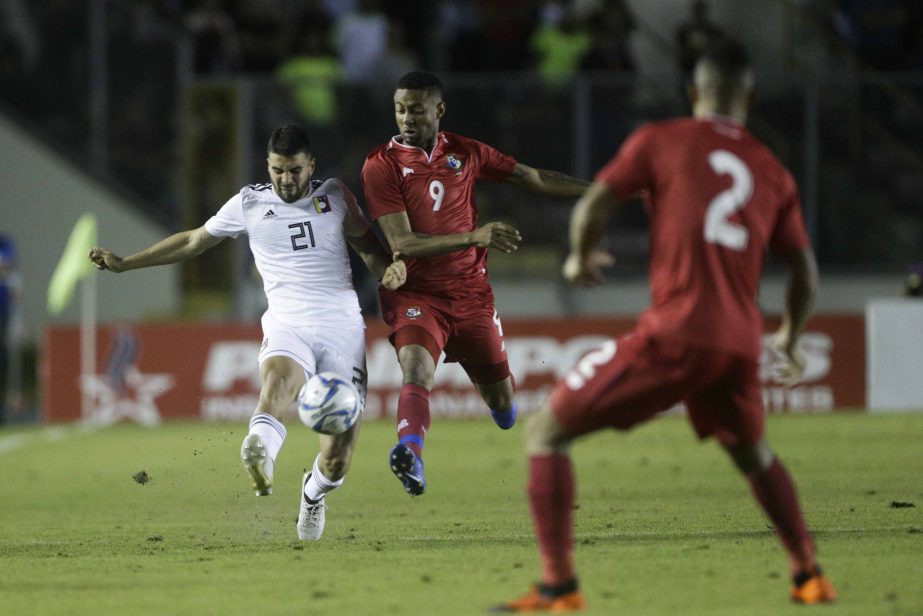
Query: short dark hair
396 71 443 97
695 38 751 90
268 124 311 156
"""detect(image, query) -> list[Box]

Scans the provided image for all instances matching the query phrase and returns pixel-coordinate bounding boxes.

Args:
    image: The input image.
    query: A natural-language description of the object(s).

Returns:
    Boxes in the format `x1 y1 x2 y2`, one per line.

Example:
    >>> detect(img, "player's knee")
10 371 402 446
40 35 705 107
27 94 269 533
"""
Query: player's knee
260 359 304 403
400 361 434 389
259 373 300 405
525 406 568 454
723 437 774 475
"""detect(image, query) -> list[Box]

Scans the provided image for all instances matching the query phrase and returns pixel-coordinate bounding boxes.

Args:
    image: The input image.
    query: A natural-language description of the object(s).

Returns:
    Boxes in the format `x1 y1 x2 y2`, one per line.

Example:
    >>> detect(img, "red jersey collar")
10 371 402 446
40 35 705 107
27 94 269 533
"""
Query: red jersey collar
388 132 450 162
699 113 744 127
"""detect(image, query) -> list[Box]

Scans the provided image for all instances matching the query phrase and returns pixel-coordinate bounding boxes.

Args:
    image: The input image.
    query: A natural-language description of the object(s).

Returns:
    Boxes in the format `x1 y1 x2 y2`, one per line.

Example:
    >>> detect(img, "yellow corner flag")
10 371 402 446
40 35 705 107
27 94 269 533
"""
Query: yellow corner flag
48 213 98 315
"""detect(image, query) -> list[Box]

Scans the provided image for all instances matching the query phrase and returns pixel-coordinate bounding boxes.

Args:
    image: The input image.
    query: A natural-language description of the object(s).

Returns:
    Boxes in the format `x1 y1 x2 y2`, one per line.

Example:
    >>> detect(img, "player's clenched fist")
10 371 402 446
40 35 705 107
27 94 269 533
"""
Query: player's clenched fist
471 222 522 253
562 251 615 286
88 247 126 272
381 258 407 290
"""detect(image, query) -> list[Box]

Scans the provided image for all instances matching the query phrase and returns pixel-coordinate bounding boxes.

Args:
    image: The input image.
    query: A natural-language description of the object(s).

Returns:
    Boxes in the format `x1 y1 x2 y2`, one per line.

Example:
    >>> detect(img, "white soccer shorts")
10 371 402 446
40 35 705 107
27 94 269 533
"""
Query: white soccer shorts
258 312 368 409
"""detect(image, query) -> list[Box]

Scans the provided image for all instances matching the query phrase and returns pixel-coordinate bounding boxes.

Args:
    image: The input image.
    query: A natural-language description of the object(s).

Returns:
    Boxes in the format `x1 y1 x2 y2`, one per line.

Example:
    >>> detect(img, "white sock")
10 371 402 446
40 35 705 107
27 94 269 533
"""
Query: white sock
305 454 344 502
248 413 286 462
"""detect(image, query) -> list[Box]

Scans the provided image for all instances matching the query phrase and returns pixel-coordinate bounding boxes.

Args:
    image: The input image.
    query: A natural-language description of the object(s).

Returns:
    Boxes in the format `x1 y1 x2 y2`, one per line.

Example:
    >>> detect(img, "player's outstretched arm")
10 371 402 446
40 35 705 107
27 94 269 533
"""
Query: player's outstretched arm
506 163 590 197
771 246 819 385
88 227 224 273
346 229 407 290
562 181 618 286
376 212 521 259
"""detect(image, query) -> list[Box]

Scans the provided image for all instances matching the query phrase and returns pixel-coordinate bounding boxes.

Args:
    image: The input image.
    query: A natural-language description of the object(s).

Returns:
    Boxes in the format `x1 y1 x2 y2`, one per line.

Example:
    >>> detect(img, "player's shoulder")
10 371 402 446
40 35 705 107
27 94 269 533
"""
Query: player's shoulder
364 141 397 165
643 117 698 139
241 182 273 195
312 177 354 199
441 131 491 152
311 177 338 191
237 182 274 209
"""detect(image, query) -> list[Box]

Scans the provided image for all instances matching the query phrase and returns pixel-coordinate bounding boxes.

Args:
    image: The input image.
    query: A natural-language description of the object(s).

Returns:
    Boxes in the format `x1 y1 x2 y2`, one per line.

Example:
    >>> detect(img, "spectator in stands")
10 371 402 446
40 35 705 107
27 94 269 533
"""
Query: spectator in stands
183 0 241 75
234 0 287 73
530 5 592 87
381 0 437 71
580 0 638 73
276 6 341 130
335 0 390 84
481 0 539 71
437 0 489 71
375 22 419 87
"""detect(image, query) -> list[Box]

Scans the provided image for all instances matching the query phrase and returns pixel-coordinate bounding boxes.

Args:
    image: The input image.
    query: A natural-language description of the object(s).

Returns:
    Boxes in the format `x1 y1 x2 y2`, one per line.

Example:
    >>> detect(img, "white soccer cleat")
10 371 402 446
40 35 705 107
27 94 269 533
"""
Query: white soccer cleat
296 473 327 541
240 433 274 496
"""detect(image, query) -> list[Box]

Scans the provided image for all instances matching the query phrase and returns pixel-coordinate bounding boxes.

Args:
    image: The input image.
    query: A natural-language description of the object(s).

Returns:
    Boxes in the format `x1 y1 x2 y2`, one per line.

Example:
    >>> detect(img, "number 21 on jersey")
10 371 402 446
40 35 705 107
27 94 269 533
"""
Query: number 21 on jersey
704 149 752 251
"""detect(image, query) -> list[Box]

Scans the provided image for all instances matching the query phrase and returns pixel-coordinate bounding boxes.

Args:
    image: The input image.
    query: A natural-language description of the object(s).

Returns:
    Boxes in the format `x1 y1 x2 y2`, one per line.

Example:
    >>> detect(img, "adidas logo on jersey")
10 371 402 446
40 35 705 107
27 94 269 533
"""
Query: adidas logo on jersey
263 209 277 219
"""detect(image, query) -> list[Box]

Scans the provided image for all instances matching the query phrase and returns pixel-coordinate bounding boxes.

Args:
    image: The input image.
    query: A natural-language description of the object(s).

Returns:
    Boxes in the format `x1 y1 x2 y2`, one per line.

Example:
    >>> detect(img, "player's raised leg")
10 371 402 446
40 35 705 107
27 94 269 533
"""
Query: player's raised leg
241 356 306 496
389 342 434 496
493 404 586 612
723 437 837 604
476 375 517 430
297 421 360 540
458 308 517 430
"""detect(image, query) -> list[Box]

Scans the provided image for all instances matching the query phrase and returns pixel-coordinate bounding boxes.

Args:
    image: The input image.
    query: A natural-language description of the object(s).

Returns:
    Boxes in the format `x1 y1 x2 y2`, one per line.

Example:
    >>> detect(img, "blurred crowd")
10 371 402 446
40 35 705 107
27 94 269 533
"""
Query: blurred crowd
1 0 922 270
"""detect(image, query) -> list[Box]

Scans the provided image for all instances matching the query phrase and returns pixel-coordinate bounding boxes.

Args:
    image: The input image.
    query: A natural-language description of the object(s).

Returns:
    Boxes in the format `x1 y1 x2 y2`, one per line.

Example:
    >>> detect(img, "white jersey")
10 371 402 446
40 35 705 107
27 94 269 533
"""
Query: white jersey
204 178 369 328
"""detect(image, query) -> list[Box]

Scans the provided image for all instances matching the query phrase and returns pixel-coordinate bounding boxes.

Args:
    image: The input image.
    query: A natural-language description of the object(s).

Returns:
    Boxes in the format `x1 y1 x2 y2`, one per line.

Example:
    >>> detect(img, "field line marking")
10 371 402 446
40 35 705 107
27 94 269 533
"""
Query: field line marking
0 423 102 456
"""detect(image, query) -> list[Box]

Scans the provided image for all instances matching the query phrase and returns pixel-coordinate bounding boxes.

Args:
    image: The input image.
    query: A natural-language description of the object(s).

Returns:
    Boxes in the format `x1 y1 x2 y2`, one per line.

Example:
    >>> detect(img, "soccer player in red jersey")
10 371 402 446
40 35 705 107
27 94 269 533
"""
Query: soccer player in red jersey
496 40 837 612
361 71 589 497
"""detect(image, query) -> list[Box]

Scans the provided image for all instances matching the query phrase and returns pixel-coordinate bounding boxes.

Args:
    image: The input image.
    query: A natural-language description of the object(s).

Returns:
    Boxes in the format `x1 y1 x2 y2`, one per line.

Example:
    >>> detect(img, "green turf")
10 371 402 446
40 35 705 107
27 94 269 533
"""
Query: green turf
0 413 921 615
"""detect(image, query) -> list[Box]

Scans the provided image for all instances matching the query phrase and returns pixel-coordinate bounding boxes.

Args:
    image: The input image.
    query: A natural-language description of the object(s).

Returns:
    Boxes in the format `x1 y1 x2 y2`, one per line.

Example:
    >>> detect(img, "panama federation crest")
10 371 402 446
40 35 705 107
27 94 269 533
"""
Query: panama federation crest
406 306 422 319
446 154 463 170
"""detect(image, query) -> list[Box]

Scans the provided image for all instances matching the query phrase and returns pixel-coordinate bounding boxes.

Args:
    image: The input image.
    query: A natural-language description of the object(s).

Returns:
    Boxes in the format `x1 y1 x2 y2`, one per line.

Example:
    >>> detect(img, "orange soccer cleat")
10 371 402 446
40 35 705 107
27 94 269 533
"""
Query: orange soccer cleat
790 568 838 604
491 585 587 612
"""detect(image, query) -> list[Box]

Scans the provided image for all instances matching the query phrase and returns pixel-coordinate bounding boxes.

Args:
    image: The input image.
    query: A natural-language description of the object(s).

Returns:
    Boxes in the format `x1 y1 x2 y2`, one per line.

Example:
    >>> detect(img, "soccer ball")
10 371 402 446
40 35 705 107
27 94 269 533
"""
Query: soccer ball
297 372 361 435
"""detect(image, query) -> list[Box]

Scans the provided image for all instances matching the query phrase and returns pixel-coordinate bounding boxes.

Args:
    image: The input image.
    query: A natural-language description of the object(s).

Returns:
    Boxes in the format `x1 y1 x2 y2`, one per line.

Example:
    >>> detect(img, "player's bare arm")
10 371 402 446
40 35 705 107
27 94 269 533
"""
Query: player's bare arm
562 181 617 286
345 230 407 290
506 163 590 197
342 184 407 290
771 246 819 385
88 226 224 273
376 211 521 259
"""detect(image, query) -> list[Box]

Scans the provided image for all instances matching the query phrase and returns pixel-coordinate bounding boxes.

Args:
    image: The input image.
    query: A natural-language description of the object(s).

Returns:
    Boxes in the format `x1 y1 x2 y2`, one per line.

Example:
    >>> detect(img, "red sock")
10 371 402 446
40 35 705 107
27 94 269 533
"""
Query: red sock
529 454 576 586
747 458 816 571
396 383 430 459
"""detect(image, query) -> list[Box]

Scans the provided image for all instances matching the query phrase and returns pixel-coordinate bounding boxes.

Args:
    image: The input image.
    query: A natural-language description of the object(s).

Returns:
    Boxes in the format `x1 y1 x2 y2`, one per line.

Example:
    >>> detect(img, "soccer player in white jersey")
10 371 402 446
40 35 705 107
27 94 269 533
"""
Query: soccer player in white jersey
89 124 406 541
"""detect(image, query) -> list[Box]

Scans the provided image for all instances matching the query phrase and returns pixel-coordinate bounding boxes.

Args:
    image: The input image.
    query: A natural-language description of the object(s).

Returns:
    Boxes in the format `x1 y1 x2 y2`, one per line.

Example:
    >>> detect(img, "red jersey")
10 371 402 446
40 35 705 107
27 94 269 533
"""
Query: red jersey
597 116 810 359
361 131 517 298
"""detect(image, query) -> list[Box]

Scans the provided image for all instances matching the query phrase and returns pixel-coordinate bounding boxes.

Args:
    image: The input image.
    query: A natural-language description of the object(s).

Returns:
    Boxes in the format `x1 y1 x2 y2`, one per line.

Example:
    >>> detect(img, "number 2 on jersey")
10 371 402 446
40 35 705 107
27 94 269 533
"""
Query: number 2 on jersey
705 149 752 250
429 180 444 211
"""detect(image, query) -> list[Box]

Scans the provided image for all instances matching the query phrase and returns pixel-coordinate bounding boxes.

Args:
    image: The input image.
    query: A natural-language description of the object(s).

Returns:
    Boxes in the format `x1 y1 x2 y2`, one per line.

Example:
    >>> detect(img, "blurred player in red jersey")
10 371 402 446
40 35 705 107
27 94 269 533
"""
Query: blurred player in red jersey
495 40 837 612
361 71 589 497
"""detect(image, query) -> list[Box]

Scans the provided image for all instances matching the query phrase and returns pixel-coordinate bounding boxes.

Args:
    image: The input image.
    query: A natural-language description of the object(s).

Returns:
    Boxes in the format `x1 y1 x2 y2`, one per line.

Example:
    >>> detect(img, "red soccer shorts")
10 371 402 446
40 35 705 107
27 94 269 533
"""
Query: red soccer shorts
548 332 765 446
378 287 511 385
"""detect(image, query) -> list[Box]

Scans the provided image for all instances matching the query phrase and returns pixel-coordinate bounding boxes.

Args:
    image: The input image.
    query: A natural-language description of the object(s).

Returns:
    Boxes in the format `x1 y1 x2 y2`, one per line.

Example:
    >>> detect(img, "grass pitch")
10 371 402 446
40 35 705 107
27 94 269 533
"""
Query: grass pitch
1 413 921 615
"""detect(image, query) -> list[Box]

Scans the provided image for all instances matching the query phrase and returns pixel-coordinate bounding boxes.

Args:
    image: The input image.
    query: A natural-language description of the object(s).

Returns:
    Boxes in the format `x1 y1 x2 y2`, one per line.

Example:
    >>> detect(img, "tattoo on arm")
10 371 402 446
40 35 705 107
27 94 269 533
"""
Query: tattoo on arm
511 165 531 180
